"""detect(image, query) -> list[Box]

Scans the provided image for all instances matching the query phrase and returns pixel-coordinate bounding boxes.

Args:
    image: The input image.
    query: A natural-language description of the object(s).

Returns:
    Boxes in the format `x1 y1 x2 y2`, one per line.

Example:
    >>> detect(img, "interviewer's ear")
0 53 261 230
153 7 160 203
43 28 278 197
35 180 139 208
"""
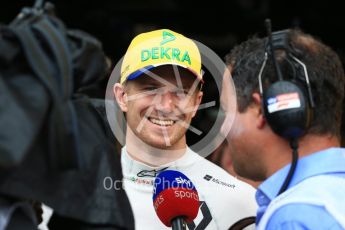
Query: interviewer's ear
252 93 266 129
114 83 128 112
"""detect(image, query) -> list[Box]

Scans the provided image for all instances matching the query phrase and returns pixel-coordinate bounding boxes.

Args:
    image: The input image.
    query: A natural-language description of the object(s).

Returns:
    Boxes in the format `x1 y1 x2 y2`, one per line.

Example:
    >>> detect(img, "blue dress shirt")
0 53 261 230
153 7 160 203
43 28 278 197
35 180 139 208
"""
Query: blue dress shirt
256 148 345 229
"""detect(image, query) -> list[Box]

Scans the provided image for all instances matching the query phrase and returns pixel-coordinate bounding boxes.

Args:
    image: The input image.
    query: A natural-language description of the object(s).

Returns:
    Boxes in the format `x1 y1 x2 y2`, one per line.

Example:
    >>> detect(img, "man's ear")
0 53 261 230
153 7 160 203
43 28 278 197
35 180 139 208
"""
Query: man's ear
113 83 128 112
252 92 266 129
191 91 203 118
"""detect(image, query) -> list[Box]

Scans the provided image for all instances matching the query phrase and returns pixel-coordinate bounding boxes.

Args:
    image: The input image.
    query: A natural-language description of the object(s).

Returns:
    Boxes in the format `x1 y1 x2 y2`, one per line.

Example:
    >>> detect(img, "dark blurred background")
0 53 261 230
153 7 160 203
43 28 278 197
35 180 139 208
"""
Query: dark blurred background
1 0 344 65
1 0 345 146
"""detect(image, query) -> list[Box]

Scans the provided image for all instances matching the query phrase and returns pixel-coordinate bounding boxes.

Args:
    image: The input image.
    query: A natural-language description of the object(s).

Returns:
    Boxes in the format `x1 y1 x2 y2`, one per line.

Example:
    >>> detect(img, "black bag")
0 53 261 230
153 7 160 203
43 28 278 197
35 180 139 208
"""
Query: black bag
0 2 133 229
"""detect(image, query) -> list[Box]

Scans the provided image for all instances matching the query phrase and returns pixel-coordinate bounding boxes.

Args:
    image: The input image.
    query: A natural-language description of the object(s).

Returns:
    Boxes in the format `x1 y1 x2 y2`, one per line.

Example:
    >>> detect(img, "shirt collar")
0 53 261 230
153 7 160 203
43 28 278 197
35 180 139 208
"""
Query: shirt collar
256 147 345 206
121 146 198 177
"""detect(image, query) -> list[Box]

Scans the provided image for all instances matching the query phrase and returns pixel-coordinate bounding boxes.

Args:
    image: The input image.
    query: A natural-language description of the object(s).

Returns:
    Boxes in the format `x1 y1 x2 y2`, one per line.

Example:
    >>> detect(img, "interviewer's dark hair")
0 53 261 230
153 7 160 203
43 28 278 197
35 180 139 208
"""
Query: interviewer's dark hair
225 29 345 137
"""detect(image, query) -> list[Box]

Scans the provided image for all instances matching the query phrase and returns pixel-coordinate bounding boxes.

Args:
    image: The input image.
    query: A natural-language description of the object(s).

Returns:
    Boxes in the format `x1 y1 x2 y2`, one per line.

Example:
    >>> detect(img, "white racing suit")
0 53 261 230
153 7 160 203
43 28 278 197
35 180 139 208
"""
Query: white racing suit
121 146 257 230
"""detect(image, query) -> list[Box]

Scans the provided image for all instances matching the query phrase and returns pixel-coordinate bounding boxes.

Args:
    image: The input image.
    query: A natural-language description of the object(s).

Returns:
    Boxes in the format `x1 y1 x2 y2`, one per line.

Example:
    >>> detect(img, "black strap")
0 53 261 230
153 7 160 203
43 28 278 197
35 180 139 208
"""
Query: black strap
228 216 256 230
11 12 81 171
32 17 73 99
12 24 58 96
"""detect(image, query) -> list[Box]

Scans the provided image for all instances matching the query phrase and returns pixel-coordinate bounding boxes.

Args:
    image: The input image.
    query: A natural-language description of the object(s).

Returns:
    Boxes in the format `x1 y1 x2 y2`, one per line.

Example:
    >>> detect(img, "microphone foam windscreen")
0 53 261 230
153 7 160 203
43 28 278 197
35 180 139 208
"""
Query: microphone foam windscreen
152 170 199 227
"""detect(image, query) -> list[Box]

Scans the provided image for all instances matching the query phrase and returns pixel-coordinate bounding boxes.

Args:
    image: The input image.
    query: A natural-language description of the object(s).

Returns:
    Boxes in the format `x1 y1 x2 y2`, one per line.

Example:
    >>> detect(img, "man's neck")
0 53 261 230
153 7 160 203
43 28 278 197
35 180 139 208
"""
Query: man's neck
295 133 340 157
125 130 187 167
126 145 186 167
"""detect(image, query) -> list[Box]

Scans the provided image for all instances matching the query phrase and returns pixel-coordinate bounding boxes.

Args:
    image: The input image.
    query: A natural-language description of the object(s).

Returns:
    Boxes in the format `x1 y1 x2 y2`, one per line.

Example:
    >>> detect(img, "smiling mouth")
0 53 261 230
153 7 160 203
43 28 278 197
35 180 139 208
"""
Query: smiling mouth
147 117 177 127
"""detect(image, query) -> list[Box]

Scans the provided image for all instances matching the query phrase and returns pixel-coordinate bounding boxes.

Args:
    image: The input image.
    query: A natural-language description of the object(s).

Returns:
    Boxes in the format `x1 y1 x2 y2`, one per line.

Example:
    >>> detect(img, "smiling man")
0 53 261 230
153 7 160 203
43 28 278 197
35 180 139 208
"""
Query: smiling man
117 65 202 152
113 29 257 229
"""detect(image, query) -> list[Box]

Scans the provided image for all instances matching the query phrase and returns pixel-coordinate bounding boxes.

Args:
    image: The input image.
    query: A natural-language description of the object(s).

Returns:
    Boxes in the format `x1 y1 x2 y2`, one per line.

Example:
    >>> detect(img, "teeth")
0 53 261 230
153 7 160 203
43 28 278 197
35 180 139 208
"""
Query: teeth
149 118 174 126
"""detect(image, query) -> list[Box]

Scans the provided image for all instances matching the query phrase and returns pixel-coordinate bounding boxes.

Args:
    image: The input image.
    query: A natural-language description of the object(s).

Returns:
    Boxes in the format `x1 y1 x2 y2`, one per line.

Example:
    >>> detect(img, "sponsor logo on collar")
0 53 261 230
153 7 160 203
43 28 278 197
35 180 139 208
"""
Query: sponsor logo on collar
137 167 169 178
203 174 236 189
124 176 154 186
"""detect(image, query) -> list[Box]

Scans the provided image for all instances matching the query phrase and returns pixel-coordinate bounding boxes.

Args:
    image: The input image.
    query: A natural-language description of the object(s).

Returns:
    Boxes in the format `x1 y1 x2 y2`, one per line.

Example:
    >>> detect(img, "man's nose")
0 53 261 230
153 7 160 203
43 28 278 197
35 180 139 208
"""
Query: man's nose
155 91 176 113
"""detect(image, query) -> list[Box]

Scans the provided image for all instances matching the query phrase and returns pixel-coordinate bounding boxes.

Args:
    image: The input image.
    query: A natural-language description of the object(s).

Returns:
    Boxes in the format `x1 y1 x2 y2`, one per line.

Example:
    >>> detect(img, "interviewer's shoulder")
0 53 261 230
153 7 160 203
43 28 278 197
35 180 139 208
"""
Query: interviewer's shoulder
267 203 343 230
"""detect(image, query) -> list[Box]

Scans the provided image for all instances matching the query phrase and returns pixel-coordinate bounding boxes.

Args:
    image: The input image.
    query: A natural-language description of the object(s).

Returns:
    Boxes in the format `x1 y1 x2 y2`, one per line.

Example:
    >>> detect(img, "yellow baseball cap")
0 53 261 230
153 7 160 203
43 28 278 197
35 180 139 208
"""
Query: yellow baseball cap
120 29 203 84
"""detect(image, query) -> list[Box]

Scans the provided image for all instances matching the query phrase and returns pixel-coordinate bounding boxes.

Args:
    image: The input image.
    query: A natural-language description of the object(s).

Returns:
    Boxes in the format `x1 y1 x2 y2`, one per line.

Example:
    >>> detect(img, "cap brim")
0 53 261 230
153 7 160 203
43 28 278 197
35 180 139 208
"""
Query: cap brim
126 63 204 84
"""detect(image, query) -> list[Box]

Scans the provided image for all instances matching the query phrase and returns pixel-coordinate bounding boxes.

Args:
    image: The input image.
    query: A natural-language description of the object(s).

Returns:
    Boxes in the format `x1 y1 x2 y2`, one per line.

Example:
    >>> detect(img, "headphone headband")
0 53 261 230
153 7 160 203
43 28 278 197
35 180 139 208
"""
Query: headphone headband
258 20 314 139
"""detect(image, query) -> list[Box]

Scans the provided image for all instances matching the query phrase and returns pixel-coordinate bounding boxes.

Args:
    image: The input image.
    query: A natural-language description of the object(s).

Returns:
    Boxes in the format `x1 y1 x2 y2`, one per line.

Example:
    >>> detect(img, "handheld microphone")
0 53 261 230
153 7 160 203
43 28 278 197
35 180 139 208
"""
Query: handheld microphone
152 170 199 229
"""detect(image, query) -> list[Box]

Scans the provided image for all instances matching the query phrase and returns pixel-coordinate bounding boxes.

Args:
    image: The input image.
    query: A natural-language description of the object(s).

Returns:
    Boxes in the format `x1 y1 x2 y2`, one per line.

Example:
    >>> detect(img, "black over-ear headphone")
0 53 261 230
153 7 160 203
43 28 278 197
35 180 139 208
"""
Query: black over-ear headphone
258 20 315 139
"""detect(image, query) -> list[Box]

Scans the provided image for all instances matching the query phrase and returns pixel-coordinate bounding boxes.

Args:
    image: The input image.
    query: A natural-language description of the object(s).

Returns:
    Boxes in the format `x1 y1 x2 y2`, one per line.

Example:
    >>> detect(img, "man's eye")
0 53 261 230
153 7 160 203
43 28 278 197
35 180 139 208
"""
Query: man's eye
174 89 189 95
143 87 157 91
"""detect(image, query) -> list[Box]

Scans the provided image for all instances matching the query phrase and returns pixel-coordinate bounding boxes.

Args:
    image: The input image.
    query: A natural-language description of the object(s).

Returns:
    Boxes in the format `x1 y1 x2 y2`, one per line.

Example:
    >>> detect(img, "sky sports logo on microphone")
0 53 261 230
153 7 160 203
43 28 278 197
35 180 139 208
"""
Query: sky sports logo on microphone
152 173 195 194
174 190 199 200
176 176 192 187
153 189 199 211
153 193 165 211
152 170 200 227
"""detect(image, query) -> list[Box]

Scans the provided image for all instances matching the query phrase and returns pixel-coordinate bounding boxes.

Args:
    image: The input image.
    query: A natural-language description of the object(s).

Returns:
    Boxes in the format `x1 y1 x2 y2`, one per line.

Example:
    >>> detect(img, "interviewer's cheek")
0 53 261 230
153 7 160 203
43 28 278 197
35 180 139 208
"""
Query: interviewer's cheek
221 115 243 141
220 114 232 138
229 121 244 140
